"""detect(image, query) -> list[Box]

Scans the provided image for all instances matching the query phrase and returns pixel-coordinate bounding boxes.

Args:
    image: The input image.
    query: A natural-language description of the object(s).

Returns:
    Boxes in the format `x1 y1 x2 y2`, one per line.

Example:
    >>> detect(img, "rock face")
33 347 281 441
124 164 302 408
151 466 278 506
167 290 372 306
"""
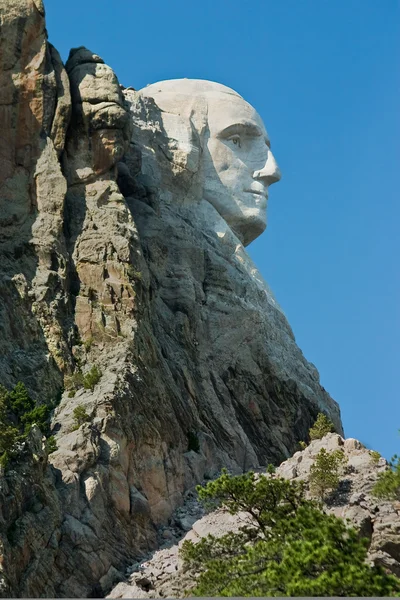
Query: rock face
108 434 400 599
0 0 71 400
0 1 343 597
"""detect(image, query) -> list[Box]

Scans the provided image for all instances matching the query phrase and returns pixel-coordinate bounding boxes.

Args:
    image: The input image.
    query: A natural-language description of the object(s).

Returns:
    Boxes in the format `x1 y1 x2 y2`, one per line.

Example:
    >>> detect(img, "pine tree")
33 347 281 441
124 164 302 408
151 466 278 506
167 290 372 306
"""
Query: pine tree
8 381 34 417
181 469 400 597
309 447 346 500
309 412 335 440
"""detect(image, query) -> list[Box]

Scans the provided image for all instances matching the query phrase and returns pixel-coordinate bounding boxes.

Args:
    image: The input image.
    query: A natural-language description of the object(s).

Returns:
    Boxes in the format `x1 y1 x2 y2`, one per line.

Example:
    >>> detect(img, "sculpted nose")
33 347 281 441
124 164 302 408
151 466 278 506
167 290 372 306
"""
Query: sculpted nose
253 150 281 185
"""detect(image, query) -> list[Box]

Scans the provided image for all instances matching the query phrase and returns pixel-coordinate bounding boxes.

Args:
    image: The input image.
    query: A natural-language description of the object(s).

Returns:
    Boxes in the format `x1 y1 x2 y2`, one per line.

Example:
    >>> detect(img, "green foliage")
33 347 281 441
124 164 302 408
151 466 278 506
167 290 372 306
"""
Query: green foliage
0 452 9 470
309 448 347 500
65 364 101 394
84 337 94 352
298 440 308 450
372 454 400 502
0 382 57 471
308 413 335 440
83 365 102 391
188 430 200 453
181 470 400 597
266 463 276 474
45 436 58 454
72 405 90 429
0 424 19 454
371 429 400 502
21 405 51 435
9 381 34 417
127 265 142 280
370 450 382 464
65 371 84 391
0 385 8 417
195 468 306 523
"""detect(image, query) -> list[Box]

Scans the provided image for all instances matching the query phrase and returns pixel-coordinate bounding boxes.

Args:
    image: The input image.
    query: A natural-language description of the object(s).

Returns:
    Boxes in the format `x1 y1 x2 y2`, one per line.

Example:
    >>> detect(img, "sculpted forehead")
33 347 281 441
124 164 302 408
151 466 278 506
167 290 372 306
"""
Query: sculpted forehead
135 78 280 247
140 79 269 142
140 78 242 99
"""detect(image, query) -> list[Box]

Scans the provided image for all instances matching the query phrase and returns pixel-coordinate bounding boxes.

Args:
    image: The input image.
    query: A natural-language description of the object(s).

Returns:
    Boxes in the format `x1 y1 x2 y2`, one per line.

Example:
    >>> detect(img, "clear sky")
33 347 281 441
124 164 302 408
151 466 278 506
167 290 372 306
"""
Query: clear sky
46 0 399 460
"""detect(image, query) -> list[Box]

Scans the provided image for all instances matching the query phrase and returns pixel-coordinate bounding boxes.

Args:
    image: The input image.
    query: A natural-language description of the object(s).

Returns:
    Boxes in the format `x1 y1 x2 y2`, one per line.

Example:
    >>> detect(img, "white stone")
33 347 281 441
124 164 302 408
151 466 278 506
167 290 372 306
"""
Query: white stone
141 79 281 247
126 80 284 310
344 437 363 451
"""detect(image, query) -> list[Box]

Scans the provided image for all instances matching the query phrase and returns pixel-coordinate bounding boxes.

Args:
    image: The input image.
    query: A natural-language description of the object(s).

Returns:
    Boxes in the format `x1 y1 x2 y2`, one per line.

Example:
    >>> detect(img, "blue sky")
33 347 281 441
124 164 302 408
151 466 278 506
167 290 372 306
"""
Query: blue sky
46 1 399 459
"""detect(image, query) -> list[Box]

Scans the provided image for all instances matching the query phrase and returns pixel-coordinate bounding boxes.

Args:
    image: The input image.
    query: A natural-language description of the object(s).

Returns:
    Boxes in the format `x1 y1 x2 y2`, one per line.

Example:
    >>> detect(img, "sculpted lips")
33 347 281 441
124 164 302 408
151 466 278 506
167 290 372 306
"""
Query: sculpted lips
245 187 268 197
246 189 266 196
244 187 268 209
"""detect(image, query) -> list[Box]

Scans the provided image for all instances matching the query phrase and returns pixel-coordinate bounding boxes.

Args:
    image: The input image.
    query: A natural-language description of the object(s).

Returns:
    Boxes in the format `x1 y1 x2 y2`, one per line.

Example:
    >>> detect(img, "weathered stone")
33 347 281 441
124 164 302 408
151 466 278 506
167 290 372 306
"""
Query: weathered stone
0 0 72 391
130 486 151 518
108 581 150 599
344 437 364 451
278 463 298 480
176 514 198 532
0 5 347 599
162 528 173 540
0 2 72 596
109 436 400 599
99 566 124 595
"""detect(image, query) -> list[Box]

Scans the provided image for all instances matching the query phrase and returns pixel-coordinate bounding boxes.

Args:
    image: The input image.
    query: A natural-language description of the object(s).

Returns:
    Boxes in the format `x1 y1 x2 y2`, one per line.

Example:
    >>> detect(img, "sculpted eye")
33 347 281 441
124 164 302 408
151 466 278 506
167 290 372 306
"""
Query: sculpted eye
229 134 241 148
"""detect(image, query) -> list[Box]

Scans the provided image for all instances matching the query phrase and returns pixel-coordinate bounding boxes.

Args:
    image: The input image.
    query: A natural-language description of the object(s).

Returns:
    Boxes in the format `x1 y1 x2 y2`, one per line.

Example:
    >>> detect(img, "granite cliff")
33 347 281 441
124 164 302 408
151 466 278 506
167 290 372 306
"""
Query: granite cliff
0 1 342 596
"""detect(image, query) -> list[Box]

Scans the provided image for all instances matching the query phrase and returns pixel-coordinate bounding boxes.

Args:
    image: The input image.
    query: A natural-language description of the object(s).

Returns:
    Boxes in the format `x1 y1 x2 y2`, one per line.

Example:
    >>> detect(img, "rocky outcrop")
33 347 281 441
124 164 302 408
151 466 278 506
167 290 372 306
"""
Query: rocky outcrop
0 3 71 594
108 434 400 599
0 3 150 594
0 0 71 399
0 1 344 597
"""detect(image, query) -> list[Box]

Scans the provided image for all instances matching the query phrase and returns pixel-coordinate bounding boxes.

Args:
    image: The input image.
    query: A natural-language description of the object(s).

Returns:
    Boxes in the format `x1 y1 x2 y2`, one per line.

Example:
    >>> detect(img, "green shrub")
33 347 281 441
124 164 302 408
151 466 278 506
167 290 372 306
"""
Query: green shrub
83 365 102 391
0 385 8 418
65 365 101 394
8 382 34 417
0 451 9 470
371 429 400 502
370 450 381 464
65 371 84 391
309 413 335 440
72 405 90 429
127 265 142 280
187 430 200 453
309 448 346 500
298 440 308 450
45 436 58 454
0 382 58 471
84 337 94 352
0 424 19 455
21 405 50 435
372 454 400 501
180 469 399 597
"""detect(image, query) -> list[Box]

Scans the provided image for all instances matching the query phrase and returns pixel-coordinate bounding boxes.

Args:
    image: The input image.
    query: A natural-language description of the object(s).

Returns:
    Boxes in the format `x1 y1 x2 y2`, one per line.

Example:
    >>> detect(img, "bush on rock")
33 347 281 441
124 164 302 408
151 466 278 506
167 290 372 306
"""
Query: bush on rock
181 469 400 597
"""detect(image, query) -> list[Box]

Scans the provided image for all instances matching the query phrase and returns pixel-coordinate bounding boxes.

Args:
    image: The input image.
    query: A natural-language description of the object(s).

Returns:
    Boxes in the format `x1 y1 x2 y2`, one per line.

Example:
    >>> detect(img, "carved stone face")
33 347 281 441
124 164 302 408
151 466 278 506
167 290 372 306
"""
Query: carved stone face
139 79 281 246
203 93 281 246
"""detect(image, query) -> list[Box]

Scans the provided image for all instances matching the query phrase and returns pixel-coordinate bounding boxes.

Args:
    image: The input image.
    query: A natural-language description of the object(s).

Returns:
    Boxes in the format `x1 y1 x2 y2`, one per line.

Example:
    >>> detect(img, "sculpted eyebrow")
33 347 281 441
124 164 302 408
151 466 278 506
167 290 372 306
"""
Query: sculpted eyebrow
217 121 263 139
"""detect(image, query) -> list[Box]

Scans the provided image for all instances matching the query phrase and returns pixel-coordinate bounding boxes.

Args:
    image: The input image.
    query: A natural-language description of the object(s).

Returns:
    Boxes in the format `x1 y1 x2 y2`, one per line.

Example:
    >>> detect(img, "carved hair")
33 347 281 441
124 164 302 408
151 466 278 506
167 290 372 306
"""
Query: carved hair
138 79 243 180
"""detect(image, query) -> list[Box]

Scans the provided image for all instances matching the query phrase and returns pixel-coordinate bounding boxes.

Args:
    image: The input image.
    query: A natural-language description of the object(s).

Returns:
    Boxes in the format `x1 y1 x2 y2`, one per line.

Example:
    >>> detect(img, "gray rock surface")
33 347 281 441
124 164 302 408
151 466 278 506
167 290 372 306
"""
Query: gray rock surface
0 2 70 595
0 0 71 399
108 434 400 599
0 1 344 597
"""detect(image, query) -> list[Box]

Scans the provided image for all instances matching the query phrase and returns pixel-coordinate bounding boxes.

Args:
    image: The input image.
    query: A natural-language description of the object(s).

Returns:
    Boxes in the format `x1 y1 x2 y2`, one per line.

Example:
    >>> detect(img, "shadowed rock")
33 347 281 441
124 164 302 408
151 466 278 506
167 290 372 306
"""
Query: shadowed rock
0 4 345 598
